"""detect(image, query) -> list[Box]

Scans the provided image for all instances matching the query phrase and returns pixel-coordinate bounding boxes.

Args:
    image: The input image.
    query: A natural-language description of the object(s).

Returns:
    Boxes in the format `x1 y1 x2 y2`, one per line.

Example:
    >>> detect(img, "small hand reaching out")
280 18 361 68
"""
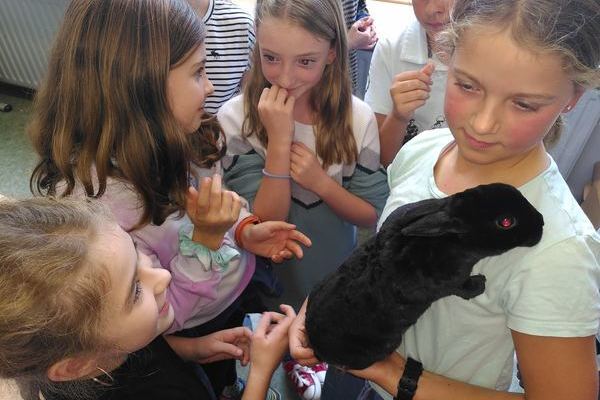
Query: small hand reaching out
240 221 312 263
166 326 252 366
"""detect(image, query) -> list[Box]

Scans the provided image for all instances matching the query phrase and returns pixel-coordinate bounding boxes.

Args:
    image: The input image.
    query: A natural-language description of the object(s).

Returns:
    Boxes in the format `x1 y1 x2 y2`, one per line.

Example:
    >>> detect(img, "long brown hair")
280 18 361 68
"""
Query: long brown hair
29 0 221 226
243 0 356 168
0 197 111 395
437 0 600 145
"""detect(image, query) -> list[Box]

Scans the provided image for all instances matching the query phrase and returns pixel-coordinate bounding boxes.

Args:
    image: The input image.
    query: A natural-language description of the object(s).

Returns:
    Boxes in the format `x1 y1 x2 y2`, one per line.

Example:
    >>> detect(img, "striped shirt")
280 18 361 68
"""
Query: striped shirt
203 0 255 114
341 0 369 94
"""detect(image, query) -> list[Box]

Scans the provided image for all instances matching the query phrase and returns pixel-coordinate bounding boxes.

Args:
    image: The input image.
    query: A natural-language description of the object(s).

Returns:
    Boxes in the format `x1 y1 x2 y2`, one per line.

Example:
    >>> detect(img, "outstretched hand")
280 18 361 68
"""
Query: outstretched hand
240 221 311 263
166 326 252 365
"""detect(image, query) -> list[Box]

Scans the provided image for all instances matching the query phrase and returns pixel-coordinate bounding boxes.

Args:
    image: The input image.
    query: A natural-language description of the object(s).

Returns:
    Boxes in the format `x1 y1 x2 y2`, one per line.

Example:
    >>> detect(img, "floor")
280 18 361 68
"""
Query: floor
0 89 36 198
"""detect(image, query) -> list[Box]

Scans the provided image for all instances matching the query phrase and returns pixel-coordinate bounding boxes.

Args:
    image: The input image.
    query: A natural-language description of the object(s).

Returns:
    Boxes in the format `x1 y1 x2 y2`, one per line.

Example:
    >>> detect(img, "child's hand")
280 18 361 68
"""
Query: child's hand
165 326 252 365
258 85 295 147
348 16 378 50
240 221 311 263
186 174 242 250
289 299 319 366
389 62 435 123
250 305 297 374
290 142 330 195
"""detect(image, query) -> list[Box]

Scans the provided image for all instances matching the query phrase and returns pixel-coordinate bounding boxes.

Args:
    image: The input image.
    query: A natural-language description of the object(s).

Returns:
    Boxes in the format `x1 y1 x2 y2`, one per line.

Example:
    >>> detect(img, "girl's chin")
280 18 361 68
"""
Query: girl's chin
157 305 175 334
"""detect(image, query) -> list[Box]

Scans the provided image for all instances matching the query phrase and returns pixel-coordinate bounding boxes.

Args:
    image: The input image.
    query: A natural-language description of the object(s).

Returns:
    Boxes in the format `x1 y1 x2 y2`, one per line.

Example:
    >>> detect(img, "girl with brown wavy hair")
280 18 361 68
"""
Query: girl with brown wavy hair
28 0 310 397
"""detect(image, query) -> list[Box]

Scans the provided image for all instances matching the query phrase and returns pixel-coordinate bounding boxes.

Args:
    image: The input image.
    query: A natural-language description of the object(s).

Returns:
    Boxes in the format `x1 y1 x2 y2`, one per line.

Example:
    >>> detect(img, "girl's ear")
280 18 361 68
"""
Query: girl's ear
563 84 585 112
47 355 99 382
326 47 336 65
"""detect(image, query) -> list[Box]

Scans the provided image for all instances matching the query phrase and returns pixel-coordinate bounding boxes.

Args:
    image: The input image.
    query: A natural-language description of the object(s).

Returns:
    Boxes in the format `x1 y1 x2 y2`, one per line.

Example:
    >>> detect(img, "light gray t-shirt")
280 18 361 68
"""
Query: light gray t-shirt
372 128 600 398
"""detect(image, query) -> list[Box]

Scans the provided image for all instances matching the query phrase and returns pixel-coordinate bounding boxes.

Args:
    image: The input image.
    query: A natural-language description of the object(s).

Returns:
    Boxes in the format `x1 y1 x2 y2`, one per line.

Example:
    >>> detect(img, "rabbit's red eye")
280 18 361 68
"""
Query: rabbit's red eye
496 216 516 230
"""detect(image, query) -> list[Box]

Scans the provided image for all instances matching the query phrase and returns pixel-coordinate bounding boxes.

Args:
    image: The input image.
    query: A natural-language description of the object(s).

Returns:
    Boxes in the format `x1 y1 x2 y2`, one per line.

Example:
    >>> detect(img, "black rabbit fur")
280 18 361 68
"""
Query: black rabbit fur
305 183 544 370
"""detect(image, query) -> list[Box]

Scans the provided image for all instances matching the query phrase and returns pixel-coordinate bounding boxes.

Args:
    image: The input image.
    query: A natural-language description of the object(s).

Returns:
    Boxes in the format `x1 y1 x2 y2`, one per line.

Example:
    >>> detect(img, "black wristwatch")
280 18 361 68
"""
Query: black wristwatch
394 357 423 400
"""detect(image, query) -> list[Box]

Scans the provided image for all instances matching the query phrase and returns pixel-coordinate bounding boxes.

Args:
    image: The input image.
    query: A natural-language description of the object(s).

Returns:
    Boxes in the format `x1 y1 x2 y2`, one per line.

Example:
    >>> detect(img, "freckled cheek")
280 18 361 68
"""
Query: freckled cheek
505 112 558 148
443 87 471 127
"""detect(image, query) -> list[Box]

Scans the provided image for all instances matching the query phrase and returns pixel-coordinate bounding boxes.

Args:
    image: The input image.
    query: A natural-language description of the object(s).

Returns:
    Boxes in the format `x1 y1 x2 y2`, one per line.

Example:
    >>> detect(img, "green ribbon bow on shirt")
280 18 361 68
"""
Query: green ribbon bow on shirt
179 227 240 272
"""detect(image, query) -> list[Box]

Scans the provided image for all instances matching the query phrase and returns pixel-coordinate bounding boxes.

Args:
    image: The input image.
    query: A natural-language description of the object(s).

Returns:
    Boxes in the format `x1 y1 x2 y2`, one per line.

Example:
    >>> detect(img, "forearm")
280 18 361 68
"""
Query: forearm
163 335 195 361
415 372 523 400
253 143 291 221
366 359 523 400
315 176 377 227
379 113 408 167
242 366 273 400
369 334 599 400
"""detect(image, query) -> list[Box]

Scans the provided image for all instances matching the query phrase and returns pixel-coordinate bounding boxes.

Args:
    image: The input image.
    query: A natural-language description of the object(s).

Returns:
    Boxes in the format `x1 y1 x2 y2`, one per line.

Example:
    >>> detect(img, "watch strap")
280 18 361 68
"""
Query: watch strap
394 357 423 400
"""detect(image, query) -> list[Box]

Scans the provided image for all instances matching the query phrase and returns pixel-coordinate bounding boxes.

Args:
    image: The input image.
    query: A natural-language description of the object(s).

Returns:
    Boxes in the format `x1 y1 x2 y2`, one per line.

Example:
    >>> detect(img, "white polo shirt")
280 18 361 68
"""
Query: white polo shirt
364 16 448 141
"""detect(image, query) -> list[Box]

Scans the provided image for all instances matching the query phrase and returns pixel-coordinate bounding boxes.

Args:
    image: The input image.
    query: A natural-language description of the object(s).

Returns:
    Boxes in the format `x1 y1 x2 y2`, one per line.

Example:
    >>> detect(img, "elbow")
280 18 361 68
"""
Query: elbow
381 157 392 169
380 149 395 168
357 209 378 229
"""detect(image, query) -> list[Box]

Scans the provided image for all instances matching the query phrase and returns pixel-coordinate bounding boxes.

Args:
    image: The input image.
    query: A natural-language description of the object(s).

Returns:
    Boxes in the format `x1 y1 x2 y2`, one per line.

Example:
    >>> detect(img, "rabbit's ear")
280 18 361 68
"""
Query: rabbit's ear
400 211 470 237
382 198 443 231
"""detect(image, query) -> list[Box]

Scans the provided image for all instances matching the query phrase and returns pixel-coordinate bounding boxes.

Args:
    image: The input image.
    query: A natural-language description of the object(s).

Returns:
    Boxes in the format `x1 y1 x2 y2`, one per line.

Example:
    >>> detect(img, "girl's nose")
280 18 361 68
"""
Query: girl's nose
140 261 172 296
428 0 449 17
470 99 500 135
205 76 215 96
278 64 294 89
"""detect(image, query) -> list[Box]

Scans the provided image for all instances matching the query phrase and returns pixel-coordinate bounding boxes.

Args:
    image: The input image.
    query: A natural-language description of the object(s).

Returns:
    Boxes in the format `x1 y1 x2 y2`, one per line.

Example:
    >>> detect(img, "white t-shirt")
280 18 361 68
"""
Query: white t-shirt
372 128 600 398
364 16 447 141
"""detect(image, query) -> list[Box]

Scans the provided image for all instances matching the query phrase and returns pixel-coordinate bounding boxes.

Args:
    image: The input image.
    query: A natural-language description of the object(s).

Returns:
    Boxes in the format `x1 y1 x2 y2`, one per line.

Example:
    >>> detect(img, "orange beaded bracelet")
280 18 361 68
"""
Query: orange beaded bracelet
234 215 261 247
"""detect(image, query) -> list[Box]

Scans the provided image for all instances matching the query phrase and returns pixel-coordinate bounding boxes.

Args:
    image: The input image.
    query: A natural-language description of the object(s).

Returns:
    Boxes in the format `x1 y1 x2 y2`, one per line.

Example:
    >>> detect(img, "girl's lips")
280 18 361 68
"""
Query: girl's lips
159 300 170 317
465 132 495 149
426 22 446 32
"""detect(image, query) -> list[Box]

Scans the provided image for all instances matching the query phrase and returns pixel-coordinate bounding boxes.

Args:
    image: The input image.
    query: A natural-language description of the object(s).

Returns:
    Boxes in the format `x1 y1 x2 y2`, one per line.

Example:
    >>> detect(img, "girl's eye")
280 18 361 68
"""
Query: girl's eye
194 68 205 79
263 54 276 63
455 81 476 92
299 59 315 66
133 279 142 303
514 100 538 112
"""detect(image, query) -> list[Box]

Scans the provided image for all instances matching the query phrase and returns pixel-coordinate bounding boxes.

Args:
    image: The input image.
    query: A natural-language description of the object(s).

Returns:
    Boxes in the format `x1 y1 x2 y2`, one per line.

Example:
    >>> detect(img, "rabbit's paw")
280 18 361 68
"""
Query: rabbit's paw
455 274 487 299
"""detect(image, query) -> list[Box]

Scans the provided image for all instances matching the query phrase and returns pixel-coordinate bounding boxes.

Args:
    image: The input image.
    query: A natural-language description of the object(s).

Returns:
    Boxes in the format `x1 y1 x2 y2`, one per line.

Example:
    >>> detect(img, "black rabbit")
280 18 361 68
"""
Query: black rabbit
305 183 544 370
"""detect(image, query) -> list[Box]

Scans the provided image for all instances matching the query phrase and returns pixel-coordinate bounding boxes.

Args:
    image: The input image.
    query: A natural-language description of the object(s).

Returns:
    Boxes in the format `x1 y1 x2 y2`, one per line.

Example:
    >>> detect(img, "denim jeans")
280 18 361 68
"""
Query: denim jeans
322 367 384 400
